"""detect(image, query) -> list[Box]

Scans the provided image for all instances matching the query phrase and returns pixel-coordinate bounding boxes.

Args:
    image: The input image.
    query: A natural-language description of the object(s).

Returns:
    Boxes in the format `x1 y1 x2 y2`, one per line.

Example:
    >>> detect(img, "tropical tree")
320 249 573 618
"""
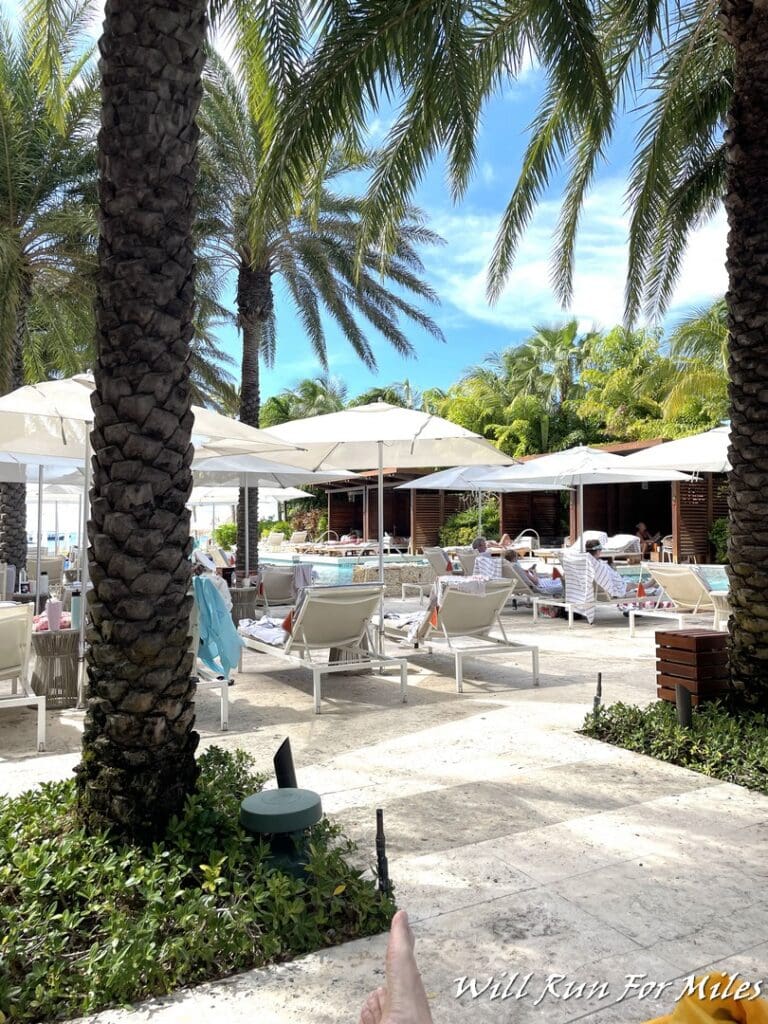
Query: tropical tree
661 299 729 426
349 379 421 408
198 50 444 571
0 8 97 576
260 375 348 427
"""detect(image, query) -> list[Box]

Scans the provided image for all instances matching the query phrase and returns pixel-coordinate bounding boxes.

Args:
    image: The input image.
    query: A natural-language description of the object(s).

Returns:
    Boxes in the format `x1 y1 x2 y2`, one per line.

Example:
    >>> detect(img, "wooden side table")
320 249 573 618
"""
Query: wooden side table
30 628 80 708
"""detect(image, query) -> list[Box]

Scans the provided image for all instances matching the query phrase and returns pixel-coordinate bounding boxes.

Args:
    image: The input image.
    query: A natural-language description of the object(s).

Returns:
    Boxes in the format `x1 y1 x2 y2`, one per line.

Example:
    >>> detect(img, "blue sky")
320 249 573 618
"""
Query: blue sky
254 70 727 403
5 1 727 403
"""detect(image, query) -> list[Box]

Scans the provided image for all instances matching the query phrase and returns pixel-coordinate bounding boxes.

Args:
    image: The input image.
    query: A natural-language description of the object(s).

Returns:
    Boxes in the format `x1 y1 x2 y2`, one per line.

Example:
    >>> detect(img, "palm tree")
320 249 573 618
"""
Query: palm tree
0 8 97 577
198 50 444 572
349 379 421 408
261 375 348 426
662 299 728 425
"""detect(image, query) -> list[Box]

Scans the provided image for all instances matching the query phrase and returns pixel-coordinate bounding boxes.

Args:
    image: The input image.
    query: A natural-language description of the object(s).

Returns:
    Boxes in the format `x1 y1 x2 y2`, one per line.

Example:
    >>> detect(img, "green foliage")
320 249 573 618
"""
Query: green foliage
582 701 768 794
709 517 729 563
261 520 291 537
213 522 237 549
0 748 394 1023
439 500 499 547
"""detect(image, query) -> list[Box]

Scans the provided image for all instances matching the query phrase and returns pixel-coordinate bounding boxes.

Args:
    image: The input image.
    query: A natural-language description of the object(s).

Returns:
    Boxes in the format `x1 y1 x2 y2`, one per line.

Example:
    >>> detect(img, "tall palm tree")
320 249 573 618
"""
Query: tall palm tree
349 379 421 408
0 8 97 577
198 50 444 571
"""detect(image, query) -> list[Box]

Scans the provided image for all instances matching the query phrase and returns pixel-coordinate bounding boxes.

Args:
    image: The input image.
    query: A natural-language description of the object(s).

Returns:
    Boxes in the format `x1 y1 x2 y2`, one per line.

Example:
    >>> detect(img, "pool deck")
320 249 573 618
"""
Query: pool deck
2 600 766 1024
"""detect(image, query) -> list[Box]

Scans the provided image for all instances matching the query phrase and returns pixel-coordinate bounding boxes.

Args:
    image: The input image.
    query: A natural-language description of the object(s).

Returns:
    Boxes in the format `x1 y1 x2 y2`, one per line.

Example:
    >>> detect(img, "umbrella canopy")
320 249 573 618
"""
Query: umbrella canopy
396 465 512 491
191 451 355 489
622 426 731 474
473 445 692 550
247 403 512 586
225 402 512 470
189 485 312 505
0 374 306 461
473 446 693 489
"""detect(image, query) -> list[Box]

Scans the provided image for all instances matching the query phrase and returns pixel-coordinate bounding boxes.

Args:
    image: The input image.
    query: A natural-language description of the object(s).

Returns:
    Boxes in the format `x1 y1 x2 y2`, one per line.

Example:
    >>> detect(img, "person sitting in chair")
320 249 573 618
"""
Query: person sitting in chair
503 550 562 593
471 536 501 578
636 521 661 556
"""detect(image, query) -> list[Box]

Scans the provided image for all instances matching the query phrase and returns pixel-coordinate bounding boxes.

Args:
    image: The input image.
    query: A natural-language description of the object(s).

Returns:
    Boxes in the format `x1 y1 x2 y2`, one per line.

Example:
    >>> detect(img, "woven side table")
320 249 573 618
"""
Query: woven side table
230 586 259 626
30 628 80 708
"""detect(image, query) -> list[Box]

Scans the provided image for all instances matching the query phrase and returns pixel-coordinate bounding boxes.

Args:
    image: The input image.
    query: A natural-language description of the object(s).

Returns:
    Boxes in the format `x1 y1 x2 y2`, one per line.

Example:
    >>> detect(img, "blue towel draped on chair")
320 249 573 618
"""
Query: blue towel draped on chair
193 575 244 679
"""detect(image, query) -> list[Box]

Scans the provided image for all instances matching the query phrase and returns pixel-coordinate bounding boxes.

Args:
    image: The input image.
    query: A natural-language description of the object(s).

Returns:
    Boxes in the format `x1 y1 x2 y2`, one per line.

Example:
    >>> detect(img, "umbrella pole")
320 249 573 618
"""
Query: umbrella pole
77 426 91 708
377 441 384 653
244 473 250 576
579 483 584 551
478 490 483 536
54 501 59 556
35 466 44 614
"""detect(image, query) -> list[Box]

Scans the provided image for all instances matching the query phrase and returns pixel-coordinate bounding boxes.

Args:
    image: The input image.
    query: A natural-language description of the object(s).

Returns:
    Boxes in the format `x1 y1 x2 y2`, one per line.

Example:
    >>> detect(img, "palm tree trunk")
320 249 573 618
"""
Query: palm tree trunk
721 0 768 710
76 0 207 840
0 321 28 581
235 263 273 575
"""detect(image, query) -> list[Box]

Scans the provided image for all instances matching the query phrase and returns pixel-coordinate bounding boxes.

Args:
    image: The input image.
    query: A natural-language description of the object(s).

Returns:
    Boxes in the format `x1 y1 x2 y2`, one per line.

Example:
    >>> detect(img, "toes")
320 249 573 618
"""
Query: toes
360 987 387 1024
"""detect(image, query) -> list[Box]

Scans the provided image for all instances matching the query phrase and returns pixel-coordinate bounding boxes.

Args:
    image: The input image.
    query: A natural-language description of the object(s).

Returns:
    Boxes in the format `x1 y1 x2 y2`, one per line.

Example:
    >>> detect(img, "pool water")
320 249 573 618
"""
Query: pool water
260 554 428 587
618 564 728 590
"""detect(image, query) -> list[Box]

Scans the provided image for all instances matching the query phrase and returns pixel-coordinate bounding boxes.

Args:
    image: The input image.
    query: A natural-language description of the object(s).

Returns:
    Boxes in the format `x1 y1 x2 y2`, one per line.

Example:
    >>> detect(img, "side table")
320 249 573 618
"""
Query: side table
30 628 80 708
230 586 259 626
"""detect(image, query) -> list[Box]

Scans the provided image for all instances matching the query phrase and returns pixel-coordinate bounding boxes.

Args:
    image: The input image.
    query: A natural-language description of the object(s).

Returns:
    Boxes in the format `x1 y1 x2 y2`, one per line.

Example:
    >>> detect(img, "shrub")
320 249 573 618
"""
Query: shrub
582 700 768 794
212 522 237 549
260 519 291 538
0 748 394 1023
709 516 729 563
289 506 326 537
439 500 500 547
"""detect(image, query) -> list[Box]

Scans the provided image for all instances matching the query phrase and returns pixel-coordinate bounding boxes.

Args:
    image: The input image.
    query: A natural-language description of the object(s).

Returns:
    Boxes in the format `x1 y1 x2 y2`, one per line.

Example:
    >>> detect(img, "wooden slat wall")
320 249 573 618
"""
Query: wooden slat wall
501 492 562 545
677 478 709 562
411 491 442 550
327 492 361 537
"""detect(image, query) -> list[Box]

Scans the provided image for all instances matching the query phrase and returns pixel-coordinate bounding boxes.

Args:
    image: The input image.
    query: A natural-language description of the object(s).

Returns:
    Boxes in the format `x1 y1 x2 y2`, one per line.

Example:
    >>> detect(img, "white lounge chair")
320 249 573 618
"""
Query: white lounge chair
385 581 539 691
255 566 297 614
263 530 286 552
628 565 715 636
0 604 45 751
457 551 477 576
506 529 540 556
239 584 408 714
602 534 642 562
533 553 633 627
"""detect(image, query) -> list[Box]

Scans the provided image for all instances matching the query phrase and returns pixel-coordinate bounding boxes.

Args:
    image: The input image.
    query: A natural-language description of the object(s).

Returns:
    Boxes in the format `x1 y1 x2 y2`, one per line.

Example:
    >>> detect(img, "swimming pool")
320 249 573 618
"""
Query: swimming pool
617 564 728 590
260 554 429 586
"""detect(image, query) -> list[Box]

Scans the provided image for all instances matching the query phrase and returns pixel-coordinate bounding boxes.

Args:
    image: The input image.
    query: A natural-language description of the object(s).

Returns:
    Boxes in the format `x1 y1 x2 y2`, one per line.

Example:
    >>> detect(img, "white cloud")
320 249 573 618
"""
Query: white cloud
424 179 727 332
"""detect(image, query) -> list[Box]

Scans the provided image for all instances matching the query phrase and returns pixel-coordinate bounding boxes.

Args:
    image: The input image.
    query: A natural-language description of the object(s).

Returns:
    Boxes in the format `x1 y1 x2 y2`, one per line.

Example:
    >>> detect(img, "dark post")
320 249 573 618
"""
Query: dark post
376 808 391 894
274 737 298 789
675 684 693 728
593 672 602 714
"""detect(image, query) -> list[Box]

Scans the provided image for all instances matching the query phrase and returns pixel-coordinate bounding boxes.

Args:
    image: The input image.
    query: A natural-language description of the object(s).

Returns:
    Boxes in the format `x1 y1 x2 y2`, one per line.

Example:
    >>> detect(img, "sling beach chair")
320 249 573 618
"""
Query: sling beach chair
238 583 408 714
383 580 539 691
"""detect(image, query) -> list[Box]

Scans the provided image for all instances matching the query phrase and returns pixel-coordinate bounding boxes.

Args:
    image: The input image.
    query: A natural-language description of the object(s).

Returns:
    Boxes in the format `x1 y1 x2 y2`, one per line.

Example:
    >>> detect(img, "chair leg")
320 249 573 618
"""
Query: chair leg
313 669 322 714
455 653 463 693
221 676 229 731
37 695 46 752
629 610 636 637
532 599 539 621
567 607 574 629
532 649 539 686
400 663 408 703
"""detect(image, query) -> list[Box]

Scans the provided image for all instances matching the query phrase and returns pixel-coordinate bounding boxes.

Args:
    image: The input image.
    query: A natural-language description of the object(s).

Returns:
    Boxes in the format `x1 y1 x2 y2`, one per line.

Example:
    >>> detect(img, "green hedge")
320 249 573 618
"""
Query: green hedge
0 748 394 1022
438 499 500 547
582 700 768 794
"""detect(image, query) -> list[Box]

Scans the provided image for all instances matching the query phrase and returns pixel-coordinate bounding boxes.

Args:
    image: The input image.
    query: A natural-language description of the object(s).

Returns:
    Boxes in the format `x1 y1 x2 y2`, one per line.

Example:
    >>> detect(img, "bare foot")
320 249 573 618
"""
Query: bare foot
359 911 433 1024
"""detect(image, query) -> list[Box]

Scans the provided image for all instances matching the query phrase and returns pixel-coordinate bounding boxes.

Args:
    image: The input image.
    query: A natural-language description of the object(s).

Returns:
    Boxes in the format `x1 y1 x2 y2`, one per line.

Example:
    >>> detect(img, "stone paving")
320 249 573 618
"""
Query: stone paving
1 602 767 1024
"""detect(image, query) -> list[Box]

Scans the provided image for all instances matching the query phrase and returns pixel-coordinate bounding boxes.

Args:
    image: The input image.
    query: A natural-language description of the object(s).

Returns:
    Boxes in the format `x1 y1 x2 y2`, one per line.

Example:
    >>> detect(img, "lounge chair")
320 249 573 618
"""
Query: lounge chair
402 546 456 604
238 584 408 714
384 581 539 691
256 565 299 614
602 534 642 562
660 534 674 562
191 575 245 729
565 530 608 553
505 529 540 556
628 565 715 636
457 551 477 575
533 553 632 627
263 530 286 552
0 604 45 751
283 530 309 551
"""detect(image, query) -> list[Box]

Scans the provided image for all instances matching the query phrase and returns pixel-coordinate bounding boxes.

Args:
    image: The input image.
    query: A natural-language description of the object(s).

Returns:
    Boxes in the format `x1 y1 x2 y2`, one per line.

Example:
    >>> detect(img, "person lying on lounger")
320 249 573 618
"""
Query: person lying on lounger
502 550 562 594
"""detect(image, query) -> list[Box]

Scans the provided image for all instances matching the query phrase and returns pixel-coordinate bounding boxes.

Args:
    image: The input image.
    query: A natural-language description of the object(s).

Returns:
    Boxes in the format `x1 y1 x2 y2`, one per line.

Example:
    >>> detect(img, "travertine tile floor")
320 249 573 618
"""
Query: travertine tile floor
1 603 765 1023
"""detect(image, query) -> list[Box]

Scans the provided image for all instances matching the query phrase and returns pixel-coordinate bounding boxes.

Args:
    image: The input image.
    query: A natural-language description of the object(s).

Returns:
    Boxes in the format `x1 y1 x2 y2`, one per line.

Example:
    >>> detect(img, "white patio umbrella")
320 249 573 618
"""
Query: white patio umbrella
474 446 692 549
188 485 313 549
396 465 514 535
622 426 731 474
244 403 513 584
